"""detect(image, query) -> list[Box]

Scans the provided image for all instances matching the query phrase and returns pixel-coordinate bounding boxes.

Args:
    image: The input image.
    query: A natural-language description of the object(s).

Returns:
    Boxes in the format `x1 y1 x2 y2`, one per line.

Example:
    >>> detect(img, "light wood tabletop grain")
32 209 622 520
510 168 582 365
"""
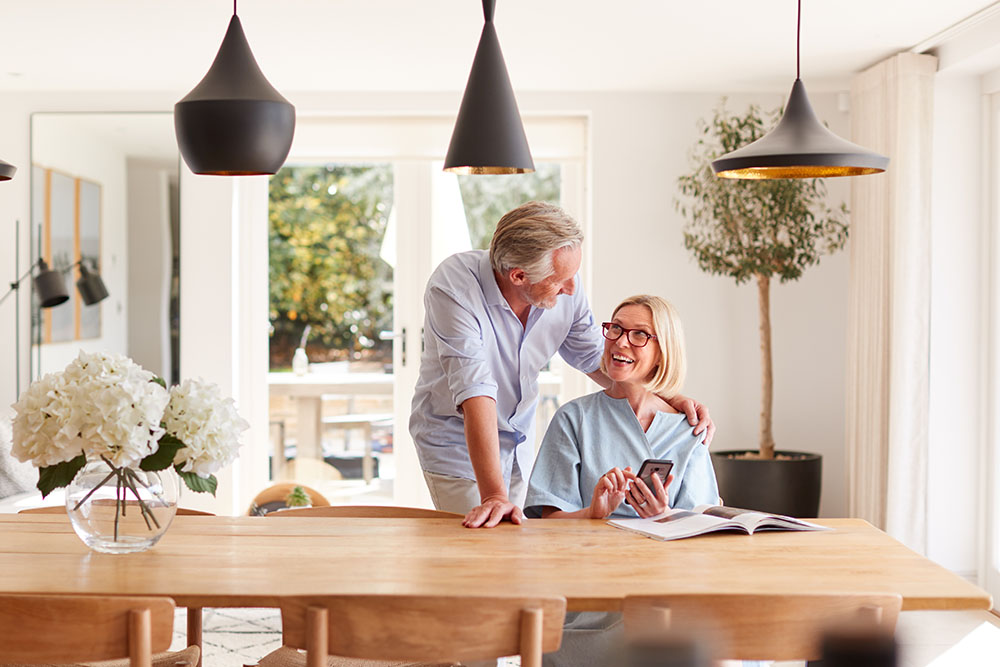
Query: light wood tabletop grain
0 514 990 612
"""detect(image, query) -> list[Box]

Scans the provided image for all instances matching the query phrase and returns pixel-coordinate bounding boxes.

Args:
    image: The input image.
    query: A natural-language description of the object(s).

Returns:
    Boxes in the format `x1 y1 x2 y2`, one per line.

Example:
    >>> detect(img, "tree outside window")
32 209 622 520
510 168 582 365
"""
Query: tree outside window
268 164 394 371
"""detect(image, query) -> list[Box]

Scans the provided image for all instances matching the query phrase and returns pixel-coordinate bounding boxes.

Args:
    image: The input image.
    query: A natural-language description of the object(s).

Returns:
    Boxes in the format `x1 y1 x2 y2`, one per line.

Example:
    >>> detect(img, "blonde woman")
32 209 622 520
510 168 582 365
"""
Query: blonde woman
524 295 719 666
525 294 718 520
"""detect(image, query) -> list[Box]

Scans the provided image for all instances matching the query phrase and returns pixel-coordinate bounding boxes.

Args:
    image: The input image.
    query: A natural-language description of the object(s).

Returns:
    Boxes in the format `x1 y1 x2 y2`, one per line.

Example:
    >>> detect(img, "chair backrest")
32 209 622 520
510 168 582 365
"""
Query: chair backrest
280 595 566 667
19 506 214 516
623 592 902 662
265 504 462 519
0 594 176 667
247 482 331 515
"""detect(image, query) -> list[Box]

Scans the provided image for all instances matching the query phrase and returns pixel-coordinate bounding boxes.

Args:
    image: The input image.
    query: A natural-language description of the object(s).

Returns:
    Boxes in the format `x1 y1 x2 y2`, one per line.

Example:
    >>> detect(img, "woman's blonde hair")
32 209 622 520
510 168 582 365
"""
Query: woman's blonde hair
599 294 687 397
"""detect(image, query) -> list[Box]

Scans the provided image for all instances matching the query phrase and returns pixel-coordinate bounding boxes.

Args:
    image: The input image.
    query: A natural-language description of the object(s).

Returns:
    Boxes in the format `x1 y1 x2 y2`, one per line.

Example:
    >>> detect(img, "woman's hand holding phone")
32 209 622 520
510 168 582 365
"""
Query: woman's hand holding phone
588 466 632 519
626 459 674 518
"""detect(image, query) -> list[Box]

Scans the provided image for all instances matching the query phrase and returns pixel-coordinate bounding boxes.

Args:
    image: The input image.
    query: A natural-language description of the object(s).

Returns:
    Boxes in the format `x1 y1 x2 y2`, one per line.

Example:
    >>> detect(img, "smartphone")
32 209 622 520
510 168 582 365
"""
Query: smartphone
636 458 674 490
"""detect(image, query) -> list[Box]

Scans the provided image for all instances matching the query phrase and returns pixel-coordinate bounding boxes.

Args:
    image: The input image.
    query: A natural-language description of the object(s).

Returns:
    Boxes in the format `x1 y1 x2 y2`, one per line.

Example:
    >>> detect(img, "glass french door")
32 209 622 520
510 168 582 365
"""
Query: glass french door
265 115 588 509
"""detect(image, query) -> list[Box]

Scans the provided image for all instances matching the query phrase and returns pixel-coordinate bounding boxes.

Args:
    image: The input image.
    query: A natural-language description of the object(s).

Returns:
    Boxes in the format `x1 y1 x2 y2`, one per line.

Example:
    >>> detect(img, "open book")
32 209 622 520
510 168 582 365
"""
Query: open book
608 504 830 541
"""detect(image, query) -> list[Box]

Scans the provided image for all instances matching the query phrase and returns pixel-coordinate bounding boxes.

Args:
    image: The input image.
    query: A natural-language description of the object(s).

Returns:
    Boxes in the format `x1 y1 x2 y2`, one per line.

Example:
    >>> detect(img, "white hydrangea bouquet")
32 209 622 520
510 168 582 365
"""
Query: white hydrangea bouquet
11 350 248 514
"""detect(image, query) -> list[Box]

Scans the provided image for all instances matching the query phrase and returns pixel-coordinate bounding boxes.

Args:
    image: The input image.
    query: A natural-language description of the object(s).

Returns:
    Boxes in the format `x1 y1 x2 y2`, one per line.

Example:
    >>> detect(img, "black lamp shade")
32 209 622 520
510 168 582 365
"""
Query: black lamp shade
444 0 534 175
33 260 69 308
76 264 109 306
0 158 16 182
711 79 888 179
175 14 295 176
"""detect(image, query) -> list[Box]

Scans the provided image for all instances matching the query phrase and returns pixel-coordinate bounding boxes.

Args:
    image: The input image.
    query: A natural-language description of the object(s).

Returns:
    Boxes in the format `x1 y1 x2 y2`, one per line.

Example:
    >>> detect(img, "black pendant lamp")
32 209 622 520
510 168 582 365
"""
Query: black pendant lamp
444 0 534 175
711 0 887 179
0 158 15 181
175 1 295 175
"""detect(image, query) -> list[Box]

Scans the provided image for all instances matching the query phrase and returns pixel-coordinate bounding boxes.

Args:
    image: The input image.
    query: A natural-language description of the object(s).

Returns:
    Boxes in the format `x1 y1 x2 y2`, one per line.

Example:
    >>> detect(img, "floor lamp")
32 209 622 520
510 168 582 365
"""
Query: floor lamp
2 221 109 396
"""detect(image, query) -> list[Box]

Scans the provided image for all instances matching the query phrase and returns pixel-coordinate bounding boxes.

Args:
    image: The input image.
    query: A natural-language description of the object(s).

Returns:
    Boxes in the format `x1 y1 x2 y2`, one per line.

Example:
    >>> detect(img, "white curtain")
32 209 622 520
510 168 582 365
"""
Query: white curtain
847 53 937 553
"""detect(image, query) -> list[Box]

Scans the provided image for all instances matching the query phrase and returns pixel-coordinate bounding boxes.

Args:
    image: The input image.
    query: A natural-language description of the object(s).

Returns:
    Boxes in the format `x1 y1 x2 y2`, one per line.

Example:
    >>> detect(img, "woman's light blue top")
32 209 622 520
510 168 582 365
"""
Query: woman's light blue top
524 390 719 518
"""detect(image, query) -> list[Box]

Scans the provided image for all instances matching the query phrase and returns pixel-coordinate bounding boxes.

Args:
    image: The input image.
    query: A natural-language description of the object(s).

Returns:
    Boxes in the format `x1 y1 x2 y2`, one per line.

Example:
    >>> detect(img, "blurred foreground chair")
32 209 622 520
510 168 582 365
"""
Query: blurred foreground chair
17 507 212 667
623 592 902 664
264 505 461 519
0 594 199 667
257 595 566 667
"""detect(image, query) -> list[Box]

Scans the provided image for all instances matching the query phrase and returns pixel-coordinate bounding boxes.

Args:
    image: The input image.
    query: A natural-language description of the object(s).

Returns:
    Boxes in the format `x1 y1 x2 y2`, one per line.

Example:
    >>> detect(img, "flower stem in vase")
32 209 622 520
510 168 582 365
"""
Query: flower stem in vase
71 467 119 511
114 471 122 541
123 467 160 530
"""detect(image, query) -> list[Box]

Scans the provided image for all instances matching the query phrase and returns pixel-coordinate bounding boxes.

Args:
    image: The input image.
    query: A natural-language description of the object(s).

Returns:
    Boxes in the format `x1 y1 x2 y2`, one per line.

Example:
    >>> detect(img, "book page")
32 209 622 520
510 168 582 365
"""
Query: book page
694 504 828 532
695 504 771 530
608 507 744 541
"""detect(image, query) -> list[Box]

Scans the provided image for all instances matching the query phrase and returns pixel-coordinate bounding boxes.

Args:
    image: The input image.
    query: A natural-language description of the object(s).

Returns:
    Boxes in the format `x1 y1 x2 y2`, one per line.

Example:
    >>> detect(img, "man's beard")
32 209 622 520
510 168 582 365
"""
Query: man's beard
527 293 559 310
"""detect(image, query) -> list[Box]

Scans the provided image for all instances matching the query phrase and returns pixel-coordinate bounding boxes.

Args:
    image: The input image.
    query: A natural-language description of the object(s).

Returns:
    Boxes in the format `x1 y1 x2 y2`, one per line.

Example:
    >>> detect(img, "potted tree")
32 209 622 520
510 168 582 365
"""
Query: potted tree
675 101 849 517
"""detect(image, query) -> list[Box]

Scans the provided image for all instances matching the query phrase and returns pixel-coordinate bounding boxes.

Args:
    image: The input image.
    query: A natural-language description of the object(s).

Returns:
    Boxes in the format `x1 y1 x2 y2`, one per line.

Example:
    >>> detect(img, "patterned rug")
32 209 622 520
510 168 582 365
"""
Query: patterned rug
170 606 523 666
171 608 282 667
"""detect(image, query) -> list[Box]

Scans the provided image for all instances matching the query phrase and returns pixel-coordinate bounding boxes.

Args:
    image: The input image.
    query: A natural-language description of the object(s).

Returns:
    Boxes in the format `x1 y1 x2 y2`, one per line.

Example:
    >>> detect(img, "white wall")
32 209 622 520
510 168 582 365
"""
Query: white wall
0 89 851 516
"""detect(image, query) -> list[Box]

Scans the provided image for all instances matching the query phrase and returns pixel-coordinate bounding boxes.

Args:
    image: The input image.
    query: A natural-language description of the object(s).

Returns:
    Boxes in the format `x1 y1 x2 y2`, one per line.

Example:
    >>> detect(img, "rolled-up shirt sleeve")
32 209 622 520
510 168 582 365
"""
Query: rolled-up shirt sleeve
424 285 498 409
558 277 604 374
524 405 585 518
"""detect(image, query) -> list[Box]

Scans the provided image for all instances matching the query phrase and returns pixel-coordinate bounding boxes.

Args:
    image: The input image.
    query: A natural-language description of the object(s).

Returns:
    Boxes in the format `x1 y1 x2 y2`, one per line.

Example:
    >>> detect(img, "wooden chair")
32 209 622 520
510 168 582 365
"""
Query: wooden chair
0 594 199 667
247 483 331 516
258 595 566 667
622 592 902 663
263 505 462 519
17 507 212 667
18 506 214 516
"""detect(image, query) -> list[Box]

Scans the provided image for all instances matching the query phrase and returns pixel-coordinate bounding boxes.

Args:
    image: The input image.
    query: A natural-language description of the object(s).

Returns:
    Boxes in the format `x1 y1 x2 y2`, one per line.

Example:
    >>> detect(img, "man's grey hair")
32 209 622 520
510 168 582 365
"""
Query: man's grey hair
488 201 583 283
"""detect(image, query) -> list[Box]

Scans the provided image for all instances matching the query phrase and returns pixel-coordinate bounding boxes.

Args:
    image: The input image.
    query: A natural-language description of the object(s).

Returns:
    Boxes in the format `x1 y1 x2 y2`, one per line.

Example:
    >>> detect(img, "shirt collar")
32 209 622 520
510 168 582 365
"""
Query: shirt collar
479 251 507 308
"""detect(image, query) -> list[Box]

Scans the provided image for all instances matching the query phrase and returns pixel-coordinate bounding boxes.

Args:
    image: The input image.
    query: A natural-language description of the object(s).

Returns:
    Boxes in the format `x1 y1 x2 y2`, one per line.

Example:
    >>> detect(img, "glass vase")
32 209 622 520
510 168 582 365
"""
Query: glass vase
65 459 179 554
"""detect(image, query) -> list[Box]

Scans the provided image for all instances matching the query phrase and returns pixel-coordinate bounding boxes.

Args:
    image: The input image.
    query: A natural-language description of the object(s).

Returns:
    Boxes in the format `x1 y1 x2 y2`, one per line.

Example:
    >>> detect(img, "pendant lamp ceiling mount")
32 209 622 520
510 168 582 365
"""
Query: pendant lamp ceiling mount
711 0 888 180
174 0 295 176
443 0 534 175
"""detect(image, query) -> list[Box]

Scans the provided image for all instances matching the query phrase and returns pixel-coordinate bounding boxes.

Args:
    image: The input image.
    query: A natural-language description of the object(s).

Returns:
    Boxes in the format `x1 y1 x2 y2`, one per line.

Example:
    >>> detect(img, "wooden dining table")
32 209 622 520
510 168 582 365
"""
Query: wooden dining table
0 514 990 612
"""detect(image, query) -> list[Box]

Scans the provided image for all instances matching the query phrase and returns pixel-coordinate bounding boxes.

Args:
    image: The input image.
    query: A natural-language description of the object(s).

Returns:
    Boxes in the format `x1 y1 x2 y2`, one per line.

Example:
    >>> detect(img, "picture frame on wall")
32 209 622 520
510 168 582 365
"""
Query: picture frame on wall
34 166 103 343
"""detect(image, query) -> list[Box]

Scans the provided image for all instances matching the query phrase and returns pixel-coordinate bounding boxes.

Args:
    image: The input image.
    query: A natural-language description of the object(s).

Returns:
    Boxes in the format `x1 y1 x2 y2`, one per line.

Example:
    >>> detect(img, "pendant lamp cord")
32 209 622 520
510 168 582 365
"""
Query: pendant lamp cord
233 0 237 16
796 0 801 80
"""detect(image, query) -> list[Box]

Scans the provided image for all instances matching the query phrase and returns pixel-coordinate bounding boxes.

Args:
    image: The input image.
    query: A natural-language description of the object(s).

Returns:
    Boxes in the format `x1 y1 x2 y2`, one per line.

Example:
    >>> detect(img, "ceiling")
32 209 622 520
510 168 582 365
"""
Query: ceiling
1 0 997 95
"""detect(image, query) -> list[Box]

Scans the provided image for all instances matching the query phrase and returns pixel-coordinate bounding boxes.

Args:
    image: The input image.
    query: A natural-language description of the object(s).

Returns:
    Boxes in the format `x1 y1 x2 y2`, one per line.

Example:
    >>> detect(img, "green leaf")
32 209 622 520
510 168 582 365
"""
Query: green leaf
139 433 185 471
177 468 218 496
152 376 167 389
37 453 86 498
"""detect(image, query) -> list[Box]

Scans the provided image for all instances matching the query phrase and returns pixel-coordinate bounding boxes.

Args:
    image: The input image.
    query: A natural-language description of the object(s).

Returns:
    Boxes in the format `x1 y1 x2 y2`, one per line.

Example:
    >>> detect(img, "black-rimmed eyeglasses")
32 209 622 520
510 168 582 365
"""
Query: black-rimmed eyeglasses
601 322 657 348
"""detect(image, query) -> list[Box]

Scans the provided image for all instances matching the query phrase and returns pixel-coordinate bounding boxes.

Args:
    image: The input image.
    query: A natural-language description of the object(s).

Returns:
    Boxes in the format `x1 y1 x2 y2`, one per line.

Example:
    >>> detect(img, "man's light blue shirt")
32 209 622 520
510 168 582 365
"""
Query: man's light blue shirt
409 250 603 485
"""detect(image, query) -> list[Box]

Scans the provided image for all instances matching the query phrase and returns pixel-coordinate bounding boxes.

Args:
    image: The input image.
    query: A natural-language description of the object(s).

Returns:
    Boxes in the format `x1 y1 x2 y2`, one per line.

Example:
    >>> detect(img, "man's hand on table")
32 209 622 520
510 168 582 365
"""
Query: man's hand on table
463 495 524 528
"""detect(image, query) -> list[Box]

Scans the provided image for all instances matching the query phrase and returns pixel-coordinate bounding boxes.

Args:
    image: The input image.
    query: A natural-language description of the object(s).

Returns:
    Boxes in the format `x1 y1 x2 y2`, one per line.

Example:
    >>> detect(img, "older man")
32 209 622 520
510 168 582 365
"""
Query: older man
409 201 713 528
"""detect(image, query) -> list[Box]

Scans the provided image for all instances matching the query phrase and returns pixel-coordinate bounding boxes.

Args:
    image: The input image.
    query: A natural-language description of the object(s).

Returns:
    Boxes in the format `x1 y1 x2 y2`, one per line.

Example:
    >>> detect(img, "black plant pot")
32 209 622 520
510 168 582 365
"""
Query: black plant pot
710 450 822 518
